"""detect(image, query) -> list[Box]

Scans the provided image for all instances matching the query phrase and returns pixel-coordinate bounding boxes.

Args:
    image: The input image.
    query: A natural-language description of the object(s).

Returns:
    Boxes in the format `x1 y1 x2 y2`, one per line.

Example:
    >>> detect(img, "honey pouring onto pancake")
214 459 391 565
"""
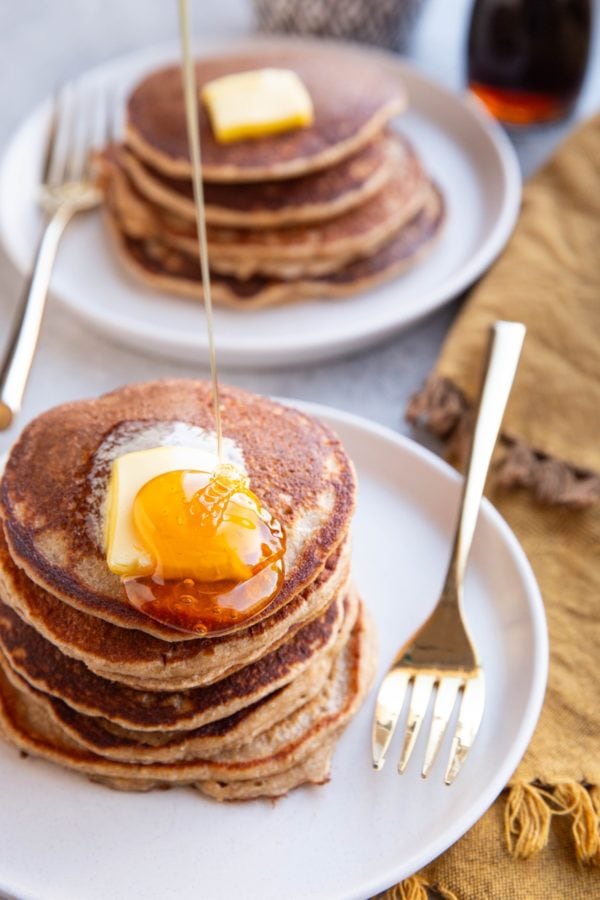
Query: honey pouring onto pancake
102 0 322 635
118 463 286 636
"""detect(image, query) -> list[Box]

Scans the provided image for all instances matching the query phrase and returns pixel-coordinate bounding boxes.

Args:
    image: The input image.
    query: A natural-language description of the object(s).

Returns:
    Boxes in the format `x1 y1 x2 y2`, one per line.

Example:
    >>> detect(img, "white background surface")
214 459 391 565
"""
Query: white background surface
0 407 548 900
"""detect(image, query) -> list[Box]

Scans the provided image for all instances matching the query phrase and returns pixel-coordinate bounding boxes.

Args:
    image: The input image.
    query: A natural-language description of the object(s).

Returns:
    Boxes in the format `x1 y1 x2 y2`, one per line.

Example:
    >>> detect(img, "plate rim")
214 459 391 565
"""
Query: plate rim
0 34 522 367
0 400 548 900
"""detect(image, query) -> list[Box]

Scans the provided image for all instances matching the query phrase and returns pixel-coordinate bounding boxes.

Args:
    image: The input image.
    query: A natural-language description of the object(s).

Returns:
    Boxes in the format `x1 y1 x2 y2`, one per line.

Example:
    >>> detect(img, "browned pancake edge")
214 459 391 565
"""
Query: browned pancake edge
0 381 356 640
104 183 445 308
120 134 396 227
0 524 351 689
0 602 377 789
125 47 405 181
0 590 354 731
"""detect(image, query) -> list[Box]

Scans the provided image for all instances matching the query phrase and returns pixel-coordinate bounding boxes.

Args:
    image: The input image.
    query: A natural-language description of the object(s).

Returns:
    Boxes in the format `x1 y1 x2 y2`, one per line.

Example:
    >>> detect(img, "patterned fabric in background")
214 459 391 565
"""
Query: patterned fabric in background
253 0 425 51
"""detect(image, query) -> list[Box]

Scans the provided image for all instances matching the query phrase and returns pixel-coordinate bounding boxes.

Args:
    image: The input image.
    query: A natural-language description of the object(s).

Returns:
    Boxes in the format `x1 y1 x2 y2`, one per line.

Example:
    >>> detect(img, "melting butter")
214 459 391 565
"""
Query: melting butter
105 445 230 577
202 68 314 143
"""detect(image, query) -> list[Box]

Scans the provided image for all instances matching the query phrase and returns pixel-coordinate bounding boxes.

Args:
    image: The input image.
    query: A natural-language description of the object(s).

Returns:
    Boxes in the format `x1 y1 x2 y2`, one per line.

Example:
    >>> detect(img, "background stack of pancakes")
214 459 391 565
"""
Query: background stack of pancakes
0 381 377 800
100 47 445 308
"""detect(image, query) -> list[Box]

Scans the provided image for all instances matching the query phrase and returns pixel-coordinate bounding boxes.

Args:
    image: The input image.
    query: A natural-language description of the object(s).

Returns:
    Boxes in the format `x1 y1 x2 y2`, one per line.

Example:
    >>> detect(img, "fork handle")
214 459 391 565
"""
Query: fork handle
446 320 526 591
0 205 73 430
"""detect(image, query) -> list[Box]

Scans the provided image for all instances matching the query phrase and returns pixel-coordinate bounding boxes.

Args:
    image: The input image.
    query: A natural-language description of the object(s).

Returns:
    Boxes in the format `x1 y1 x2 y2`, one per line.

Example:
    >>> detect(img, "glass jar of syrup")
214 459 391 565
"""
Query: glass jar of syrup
467 0 592 125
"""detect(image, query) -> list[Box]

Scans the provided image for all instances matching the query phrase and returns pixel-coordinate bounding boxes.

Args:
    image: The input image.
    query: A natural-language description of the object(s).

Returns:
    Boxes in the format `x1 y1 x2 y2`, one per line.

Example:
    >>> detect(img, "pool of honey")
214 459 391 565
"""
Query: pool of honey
123 465 286 635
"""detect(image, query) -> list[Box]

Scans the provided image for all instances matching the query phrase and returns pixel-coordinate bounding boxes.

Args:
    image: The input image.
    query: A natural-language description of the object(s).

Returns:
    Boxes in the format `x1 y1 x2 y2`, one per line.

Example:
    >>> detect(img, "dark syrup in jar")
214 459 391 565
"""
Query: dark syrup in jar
467 0 591 125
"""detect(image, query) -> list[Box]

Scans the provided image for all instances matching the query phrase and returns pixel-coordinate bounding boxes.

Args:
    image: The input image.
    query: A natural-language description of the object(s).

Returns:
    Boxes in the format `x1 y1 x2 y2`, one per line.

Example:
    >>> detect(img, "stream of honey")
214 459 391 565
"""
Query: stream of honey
178 0 223 460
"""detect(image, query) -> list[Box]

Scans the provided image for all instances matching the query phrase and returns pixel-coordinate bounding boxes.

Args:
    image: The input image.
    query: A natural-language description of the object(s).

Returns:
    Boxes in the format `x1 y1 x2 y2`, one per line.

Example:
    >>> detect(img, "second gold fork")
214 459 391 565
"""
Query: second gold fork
0 84 114 430
372 320 526 784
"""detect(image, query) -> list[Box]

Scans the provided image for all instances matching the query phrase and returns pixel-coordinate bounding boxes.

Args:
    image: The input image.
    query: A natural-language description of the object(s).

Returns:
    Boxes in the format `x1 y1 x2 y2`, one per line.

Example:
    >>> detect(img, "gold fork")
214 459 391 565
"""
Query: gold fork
0 84 114 430
372 320 526 784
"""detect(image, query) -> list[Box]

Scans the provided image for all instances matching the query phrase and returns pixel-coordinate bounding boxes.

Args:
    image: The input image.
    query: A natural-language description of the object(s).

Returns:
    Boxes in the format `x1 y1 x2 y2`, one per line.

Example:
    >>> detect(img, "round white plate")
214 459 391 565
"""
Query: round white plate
0 402 546 900
0 35 521 369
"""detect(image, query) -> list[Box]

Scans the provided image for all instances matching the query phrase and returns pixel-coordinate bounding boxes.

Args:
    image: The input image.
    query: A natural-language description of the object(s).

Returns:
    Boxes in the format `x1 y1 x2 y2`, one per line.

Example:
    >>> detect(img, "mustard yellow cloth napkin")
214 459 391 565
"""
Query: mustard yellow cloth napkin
381 114 600 900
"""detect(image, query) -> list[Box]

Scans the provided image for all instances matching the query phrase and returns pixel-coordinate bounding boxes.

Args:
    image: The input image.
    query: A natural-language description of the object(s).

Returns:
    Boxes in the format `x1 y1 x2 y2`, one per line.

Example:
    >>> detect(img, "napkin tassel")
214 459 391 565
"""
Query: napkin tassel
384 783 599 898
505 780 600 864
407 376 600 508
382 875 458 900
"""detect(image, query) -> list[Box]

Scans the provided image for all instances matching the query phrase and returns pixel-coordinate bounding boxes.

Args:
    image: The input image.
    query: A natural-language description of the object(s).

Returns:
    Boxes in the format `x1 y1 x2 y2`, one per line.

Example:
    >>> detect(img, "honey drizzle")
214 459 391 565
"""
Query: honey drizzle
123 468 286 636
177 0 222 461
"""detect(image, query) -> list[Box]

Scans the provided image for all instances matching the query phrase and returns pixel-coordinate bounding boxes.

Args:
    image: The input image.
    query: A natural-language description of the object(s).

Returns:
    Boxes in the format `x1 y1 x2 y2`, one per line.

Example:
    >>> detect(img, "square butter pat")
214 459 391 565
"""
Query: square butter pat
201 68 314 143
105 445 220 577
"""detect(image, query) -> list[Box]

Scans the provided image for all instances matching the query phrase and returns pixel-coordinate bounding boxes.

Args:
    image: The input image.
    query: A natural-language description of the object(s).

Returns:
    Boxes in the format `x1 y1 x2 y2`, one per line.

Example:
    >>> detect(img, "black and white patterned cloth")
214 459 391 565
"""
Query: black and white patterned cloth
253 0 424 51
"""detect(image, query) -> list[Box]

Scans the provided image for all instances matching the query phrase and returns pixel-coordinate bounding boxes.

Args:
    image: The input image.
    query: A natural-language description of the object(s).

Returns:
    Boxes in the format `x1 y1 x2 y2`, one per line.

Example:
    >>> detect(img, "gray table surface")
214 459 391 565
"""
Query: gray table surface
0 0 599 457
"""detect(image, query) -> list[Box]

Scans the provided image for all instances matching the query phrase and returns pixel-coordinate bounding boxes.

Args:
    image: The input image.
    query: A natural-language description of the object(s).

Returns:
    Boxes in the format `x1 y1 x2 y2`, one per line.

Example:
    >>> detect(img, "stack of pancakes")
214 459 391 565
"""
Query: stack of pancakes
0 381 377 800
100 47 445 308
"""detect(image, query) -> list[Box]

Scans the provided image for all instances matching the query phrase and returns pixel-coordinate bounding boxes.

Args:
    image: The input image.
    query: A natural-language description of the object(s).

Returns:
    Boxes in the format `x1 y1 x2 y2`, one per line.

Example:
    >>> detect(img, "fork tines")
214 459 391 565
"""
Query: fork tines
372 668 485 784
43 80 119 194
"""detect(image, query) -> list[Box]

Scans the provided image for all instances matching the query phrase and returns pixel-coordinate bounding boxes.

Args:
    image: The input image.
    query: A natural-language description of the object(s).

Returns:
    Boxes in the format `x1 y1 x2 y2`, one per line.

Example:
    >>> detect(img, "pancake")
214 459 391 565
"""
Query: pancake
28 650 337 763
0 590 355 731
171 137 424 265
198 741 335 801
0 524 351 690
104 136 428 279
105 137 428 268
0 381 356 641
120 134 395 227
0 378 377 803
125 48 405 181
93 740 337 800
0 592 358 765
105 182 445 308
0 603 377 796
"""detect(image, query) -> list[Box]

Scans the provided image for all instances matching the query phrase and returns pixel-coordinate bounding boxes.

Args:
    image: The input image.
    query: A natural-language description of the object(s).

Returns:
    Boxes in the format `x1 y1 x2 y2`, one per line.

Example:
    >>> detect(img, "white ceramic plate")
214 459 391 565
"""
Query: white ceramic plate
0 402 546 900
0 35 521 369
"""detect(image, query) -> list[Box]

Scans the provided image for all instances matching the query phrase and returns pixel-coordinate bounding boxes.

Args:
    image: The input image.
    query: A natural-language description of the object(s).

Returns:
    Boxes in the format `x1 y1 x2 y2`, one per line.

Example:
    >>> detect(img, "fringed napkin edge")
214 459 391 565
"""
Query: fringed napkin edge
406 375 600 509
380 781 600 900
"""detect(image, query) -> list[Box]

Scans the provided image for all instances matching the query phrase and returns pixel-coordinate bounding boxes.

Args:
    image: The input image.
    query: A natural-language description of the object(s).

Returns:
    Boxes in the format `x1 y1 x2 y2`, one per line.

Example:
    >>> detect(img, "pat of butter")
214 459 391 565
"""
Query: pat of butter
105 445 220 577
201 68 314 143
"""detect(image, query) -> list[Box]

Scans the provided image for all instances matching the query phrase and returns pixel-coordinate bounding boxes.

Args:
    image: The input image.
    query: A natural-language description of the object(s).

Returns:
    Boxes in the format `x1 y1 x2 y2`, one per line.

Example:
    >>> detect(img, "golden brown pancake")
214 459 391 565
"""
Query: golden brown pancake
0 592 358 765
0 377 377 803
21 650 336 764
105 137 429 270
0 603 377 797
105 183 445 308
94 742 338 799
0 524 350 690
125 48 405 181
120 135 395 228
0 590 354 731
104 136 428 280
0 381 356 641
199 742 336 801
